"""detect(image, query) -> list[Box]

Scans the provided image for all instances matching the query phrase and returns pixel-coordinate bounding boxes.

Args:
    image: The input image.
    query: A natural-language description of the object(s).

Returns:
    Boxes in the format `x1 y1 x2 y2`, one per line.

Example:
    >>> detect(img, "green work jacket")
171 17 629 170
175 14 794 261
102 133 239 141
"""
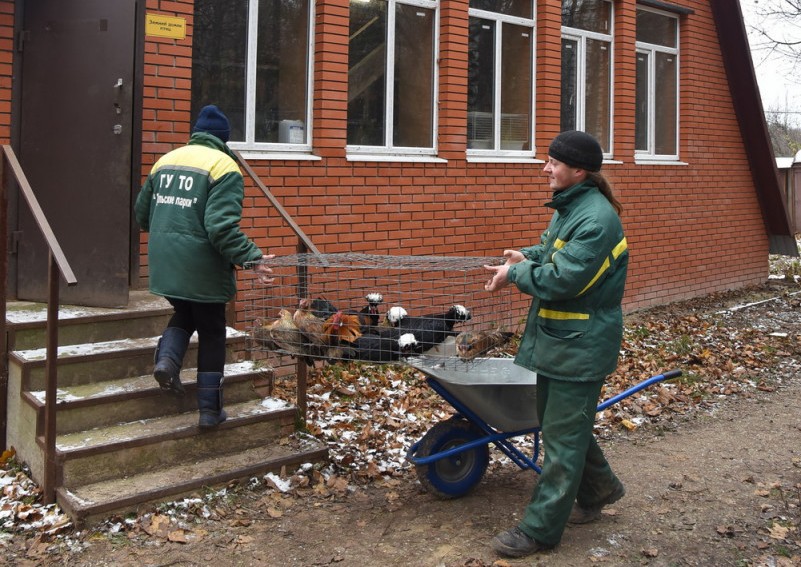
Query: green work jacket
507 180 628 381
135 132 263 303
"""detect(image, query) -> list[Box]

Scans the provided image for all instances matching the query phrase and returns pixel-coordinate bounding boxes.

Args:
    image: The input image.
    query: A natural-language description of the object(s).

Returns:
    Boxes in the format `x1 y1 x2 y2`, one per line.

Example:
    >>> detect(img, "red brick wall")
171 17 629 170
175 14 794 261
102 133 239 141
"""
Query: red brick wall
140 0 769 325
0 0 13 144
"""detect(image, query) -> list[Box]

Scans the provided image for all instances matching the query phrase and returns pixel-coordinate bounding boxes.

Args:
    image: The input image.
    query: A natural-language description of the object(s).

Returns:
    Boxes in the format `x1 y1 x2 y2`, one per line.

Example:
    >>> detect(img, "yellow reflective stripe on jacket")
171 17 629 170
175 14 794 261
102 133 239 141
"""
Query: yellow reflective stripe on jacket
538 308 590 320
152 144 240 184
550 238 567 262
577 237 628 296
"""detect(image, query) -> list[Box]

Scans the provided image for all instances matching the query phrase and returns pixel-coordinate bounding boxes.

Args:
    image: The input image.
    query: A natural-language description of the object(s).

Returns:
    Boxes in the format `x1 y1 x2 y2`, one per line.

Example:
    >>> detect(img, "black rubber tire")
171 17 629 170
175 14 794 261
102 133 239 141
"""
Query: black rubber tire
414 417 490 499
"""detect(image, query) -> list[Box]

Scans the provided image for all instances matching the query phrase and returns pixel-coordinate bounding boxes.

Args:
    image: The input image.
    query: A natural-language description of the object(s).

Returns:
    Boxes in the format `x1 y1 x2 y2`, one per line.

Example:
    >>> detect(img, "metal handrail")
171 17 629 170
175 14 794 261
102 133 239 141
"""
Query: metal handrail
0 144 77 505
234 151 323 418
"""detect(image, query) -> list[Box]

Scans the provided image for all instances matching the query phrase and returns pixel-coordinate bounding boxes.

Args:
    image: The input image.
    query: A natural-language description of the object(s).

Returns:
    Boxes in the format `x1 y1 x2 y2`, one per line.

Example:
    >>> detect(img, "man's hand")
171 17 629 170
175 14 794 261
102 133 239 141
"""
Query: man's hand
254 254 276 285
484 263 510 292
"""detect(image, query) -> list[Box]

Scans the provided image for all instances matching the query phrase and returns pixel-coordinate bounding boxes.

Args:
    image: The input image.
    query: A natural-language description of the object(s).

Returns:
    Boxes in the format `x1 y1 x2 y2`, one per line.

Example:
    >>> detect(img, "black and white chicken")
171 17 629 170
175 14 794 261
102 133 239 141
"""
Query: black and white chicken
388 304 472 352
344 327 418 362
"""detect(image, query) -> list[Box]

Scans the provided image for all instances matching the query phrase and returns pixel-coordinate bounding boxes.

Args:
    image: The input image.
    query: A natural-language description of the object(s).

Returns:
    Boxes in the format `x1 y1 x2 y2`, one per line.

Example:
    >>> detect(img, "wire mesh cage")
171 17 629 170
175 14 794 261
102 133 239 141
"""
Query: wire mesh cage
242 253 528 371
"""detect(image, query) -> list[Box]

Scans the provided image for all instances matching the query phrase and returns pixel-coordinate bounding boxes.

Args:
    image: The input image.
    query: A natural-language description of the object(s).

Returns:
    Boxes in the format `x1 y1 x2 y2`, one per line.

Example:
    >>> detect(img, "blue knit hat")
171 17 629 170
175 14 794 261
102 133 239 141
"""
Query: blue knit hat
548 130 603 172
192 105 230 143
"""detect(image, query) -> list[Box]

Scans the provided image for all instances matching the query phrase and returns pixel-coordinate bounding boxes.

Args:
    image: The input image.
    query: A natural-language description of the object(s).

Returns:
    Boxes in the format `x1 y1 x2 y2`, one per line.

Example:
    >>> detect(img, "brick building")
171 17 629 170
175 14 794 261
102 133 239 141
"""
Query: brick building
2 0 797 319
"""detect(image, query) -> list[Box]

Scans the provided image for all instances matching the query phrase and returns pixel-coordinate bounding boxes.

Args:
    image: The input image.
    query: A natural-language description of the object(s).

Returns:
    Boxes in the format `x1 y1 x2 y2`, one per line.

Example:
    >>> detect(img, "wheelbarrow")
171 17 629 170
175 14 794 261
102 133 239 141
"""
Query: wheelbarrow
405 356 682 498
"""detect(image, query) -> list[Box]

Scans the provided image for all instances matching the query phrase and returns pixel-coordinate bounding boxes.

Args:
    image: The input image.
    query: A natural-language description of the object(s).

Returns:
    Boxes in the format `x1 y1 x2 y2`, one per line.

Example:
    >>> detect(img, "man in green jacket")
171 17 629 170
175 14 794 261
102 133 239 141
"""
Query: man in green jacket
484 130 628 557
135 105 274 429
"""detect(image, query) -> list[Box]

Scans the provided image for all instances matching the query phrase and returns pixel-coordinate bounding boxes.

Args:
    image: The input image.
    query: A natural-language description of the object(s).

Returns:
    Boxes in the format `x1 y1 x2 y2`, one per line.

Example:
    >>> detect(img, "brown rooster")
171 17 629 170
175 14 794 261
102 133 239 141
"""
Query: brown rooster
455 329 514 361
293 299 363 363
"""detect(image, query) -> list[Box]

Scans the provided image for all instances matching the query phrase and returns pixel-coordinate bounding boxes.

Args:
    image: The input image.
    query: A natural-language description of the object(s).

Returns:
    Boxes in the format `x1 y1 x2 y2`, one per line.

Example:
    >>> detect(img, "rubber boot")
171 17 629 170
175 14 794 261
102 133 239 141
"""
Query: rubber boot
197 372 227 429
153 327 190 397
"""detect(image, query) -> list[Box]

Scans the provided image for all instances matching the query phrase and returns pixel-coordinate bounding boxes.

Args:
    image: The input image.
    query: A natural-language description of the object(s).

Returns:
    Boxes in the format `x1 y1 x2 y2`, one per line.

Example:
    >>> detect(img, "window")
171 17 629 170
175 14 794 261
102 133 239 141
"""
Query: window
191 0 314 151
635 8 678 158
468 1 534 154
347 0 438 154
561 0 612 154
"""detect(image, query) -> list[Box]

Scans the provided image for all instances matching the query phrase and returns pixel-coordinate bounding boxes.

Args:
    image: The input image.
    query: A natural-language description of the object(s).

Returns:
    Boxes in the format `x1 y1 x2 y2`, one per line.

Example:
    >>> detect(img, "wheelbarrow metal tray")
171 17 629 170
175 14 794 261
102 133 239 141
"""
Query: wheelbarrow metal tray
408 357 539 432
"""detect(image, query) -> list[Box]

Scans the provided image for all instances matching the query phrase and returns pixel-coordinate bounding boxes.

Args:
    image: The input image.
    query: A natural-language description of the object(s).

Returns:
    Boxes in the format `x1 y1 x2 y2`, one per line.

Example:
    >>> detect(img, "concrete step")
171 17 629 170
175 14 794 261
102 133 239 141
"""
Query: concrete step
9 328 249 390
56 433 328 527
24 361 274 435
5 291 172 350
55 397 301 488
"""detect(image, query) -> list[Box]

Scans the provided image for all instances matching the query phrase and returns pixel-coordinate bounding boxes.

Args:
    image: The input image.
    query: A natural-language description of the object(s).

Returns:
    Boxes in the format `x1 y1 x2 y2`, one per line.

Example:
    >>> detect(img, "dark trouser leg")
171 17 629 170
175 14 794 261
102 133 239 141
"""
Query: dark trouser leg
185 302 227 429
518 376 605 546
154 299 196 396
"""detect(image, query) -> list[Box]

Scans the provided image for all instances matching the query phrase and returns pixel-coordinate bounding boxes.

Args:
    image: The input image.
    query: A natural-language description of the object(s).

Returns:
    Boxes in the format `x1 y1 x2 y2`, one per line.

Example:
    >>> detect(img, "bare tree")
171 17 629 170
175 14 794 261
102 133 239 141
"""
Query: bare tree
747 0 801 65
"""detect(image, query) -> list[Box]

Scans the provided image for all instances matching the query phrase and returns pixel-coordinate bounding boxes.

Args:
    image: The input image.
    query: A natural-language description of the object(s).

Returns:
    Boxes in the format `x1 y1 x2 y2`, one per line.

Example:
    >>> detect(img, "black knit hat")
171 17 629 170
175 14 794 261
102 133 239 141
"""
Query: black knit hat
192 105 230 143
548 130 603 172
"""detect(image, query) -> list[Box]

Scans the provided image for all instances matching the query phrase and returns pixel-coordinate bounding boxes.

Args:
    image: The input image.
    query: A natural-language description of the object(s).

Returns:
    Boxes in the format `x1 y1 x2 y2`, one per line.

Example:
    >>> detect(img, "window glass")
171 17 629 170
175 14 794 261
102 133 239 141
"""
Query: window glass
654 51 677 155
255 0 311 143
348 0 388 146
562 0 610 33
635 8 678 157
560 38 578 132
469 0 532 19
500 24 532 150
467 18 495 149
191 0 248 140
467 7 534 153
560 0 612 152
191 0 313 147
635 51 649 151
636 9 677 47
584 37 611 150
393 4 435 147
348 0 436 150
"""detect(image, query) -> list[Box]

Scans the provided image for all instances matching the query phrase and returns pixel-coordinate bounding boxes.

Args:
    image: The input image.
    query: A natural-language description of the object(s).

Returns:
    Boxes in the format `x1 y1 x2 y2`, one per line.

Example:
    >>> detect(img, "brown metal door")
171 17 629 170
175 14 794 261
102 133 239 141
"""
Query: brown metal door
16 0 136 307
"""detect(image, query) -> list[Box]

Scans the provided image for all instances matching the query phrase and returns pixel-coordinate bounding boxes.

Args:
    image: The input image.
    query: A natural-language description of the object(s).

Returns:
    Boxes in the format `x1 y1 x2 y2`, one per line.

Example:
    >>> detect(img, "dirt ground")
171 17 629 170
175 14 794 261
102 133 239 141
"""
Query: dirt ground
5 279 801 567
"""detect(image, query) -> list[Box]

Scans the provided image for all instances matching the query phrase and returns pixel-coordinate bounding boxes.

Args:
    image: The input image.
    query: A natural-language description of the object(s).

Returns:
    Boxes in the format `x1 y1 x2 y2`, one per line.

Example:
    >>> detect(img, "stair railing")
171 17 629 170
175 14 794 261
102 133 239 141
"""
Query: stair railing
0 144 77 504
234 151 322 419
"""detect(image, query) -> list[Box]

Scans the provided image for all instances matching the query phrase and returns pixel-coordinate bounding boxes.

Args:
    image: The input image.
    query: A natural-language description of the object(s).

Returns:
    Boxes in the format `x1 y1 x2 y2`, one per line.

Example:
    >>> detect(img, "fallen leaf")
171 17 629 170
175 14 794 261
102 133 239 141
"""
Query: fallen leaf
167 529 187 543
768 523 790 540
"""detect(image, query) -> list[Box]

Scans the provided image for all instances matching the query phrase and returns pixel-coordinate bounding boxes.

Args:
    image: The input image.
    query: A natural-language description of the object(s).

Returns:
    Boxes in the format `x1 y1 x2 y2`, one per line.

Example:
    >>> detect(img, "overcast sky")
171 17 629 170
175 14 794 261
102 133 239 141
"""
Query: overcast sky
739 0 801 125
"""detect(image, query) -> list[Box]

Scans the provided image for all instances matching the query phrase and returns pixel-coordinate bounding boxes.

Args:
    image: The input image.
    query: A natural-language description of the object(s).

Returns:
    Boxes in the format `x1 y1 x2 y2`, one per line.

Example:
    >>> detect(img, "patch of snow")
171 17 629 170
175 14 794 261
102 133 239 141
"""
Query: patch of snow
263 472 292 492
260 397 291 410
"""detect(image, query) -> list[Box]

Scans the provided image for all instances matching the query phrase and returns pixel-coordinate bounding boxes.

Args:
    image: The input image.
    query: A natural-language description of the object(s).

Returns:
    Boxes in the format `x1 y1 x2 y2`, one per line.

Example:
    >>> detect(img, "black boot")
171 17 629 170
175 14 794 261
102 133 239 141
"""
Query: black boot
153 327 190 397
197 372 227 429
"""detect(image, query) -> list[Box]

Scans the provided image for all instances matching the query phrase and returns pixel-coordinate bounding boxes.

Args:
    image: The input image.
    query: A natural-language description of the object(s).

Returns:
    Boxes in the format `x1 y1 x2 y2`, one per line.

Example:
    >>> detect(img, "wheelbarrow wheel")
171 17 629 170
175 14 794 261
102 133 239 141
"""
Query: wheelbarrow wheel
414 417 489 499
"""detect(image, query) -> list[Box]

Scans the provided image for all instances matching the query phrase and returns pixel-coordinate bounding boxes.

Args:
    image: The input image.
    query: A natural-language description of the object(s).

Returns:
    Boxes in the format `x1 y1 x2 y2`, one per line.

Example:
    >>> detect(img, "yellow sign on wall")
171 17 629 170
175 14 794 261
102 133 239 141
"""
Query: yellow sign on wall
145 14 186 40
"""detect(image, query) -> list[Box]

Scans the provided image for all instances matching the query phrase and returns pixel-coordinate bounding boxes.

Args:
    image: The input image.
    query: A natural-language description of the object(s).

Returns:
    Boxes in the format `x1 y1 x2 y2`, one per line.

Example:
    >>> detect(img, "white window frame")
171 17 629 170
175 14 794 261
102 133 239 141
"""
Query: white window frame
227 0 316 157
634 7 679 162
561 12 614 158
466 7 536 160
346 0 440 159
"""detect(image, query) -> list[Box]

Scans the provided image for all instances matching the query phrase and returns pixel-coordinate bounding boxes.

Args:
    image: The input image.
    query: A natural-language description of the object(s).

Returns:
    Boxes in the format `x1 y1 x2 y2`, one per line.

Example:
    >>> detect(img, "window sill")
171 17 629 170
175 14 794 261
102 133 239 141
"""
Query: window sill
467 156 544 164
634 158 689 166
236 151 322 161
346 154 447 163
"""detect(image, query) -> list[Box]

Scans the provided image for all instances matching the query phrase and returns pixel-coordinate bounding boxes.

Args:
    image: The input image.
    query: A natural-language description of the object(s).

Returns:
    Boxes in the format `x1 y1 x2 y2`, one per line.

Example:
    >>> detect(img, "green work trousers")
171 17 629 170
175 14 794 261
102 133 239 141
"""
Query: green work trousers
518 374 621 546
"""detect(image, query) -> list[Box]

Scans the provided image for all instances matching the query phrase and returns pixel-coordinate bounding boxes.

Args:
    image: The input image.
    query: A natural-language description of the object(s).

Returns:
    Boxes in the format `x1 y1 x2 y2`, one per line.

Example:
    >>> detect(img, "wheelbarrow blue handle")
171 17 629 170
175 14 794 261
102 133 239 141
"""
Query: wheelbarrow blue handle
596 369 682 412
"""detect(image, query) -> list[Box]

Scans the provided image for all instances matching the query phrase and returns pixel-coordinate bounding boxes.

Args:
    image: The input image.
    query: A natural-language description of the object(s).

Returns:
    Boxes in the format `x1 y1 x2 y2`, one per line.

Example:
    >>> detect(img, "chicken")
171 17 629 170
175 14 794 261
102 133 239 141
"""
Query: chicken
345 328 419 362
308 297 339 320
392 304 472 352
455 329 514 361
265 309 305 357
384 306 408 327
293 299 328 355
291 298 364 363
358 292 384 327
323 310 363 344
